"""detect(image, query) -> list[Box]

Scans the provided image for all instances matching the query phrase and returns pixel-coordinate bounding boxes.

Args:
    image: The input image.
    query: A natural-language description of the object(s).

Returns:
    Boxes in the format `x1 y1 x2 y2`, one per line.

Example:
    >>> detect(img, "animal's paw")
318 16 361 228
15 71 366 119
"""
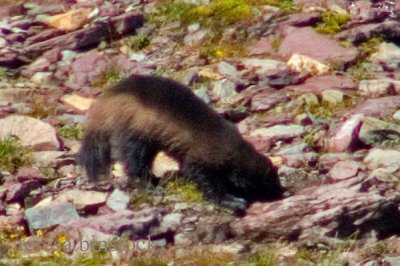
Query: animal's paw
220 195 248 216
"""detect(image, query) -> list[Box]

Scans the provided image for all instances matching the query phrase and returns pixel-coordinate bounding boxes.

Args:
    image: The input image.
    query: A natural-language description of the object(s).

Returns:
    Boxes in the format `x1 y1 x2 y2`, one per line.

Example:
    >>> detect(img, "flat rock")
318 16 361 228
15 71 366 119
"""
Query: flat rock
61 94 94 113
25 202 79 230
278 27 358 65
370 42 400 70
364 149 400 172
250 124 305 140
106 189 130 211
5 180 42 202
0 115 60 151
250 88 289 112
359 116 400 146
352 96 400 118
329 160 361 180
32 151 66 167
327 114 364 152
287 53 329 75
16 167 47 183
43 8 92 31
288 74 356 95
36 189 107 211
359 79 400 97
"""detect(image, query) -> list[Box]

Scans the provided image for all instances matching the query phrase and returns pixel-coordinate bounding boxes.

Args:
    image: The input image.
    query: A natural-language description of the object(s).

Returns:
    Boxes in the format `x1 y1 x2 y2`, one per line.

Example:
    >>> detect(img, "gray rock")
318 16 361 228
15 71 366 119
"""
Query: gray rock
359 116 400 146
370 42 400 70
322 89 343 105
106 189 130 211
211 79 236 102
160 213 183 231
329 160 361 180
183 29 208 46
217 61 238 80
25 202 79 230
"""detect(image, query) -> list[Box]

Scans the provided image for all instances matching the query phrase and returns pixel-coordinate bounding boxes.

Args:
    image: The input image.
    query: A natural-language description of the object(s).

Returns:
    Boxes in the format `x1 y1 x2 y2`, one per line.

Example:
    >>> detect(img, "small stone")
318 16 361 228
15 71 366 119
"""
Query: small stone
321 89 343 105
329 160 361 180
184 29 208 46
61 94 94 113
287 54 329 75
106 189 130 211
43 8 92 31
31 72 52 84
393 110 400 120
217 61 238 80
174 233 192 246
5 203 21 216
250 124 305 139
161 213 183 231
328 114 364 152
211 79 236 102
211 243 248 254
199 67 223 80
25 203 79 230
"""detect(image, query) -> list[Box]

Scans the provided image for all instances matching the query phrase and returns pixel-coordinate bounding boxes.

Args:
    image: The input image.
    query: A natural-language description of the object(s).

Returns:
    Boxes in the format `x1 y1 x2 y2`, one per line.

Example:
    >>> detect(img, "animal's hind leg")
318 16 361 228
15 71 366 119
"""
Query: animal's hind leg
77 131 111 182
120 135 159 188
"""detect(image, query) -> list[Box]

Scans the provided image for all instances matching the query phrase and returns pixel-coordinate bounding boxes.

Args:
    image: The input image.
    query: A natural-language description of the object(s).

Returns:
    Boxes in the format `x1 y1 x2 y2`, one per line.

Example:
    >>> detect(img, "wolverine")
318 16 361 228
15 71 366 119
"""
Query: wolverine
78 74 283 213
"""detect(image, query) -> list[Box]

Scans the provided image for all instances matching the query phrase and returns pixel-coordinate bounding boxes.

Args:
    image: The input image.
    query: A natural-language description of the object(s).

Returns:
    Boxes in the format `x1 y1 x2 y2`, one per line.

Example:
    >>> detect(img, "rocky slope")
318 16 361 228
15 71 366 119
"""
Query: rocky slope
0 0 400 265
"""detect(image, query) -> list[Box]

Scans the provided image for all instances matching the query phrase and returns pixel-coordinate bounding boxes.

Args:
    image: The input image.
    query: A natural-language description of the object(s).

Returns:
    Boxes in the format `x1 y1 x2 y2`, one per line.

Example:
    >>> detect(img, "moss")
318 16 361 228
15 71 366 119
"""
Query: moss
271 36 283 51
28 95 57 119
0 67 7 81
200 41 245 60
123 33 151 51
165 179 203 202
0 137 32 173
360 37 383 57
248 0 295 12
314 10 350 34
58 123 84 140
91 66 124 89
72 249 109 266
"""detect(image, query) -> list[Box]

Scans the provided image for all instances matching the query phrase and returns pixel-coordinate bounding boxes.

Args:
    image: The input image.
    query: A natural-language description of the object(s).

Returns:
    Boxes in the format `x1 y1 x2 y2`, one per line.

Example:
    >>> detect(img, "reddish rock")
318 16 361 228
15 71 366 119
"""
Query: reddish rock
352 96 400 118
293 0 347 9
0 115 60 151
250 88 289 112
329 160 361 180
328 114 364 152
337 21 400 44
16 167 47 183
247 37 274 56
5 180 41 202
278 27 358 65
287 74 356 95
285 11 321 27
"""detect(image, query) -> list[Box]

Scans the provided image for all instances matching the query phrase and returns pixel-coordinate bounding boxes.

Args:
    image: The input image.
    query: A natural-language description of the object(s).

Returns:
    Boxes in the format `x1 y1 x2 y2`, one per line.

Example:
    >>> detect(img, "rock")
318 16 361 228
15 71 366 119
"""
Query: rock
0 115 60 151
61 94 94 113
16 167 47 183
278 27 358 65
183 29 208 46
285 11 321 26
36 189 107 211
287 54 329 75
329 160 361 180
23 11 144 60
32 151 66 167
359 79 400 97
359 116 400 146
353 96 400 118
151 152 180 178
337 21 400 45
250 88 289 112
5 180 41 202
250 124 305 140
210 243 248 254
174 233 192 246
246 37 273 56
327 114 364 152
217 61 238 80
280 152 318 168
321 89 343 105
241 58 287 76
25 203 79 230
0 88 30 102
106 189 130 211
276 143 308 155
31 72 52 84
211 79 236 102
20 57 51 78
364 149 400 172
370 42 400 70
288 74 356 95
160 213 183 231
199 67 223 80
43 8 93 31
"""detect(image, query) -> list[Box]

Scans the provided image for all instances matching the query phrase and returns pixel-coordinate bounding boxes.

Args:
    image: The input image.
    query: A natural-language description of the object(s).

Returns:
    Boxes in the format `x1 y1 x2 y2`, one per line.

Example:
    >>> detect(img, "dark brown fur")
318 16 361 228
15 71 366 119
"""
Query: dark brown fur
78 75 283 213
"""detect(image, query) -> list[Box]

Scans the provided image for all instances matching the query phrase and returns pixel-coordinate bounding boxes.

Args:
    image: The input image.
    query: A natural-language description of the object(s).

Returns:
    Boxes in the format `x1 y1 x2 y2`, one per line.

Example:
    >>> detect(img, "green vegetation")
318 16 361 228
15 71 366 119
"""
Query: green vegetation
58 123 84 140
28 95 57 119
152 0 295 28
123 33 151 51
315 10 350 34
347 37 383 81
0 137 32 173
92 66 124 89
166 179 203 202
0 67 7 81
